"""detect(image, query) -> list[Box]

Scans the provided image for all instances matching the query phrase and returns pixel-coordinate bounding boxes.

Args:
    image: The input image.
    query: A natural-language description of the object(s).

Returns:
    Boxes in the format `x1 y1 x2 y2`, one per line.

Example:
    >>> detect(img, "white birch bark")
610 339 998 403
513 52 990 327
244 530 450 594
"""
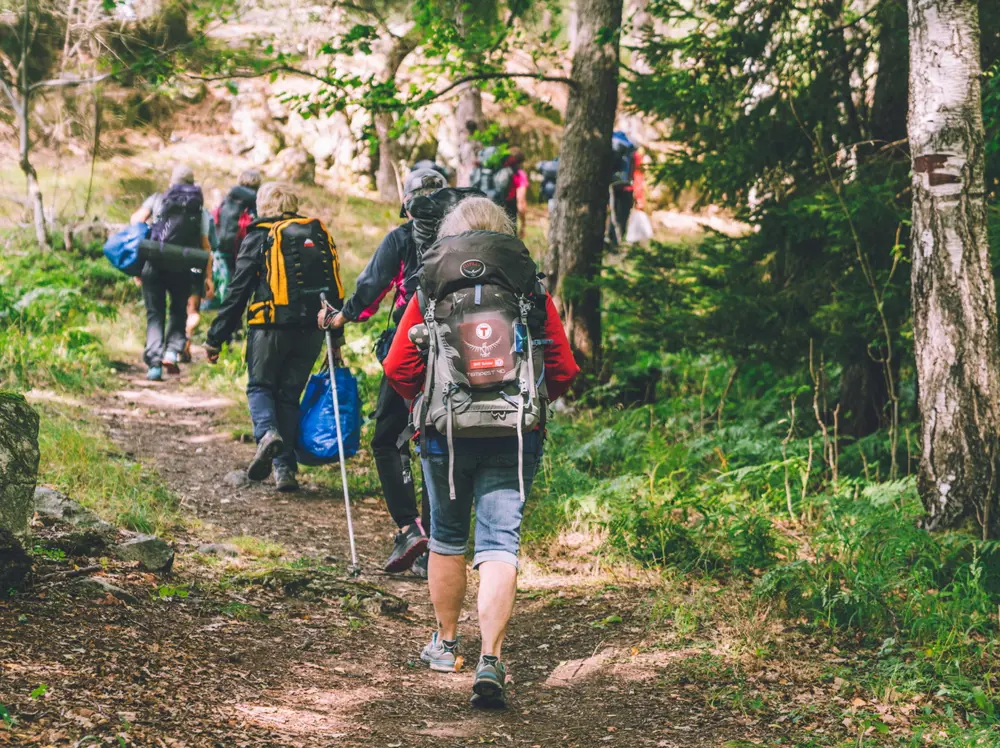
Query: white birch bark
908 0 1000 535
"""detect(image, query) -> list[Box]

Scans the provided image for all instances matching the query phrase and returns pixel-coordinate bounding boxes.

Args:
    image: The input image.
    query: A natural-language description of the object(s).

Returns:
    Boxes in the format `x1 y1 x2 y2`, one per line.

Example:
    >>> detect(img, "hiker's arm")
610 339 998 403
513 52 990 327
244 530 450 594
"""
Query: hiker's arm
340 226 407 323
130 206 152 225
202 233 215 299
207 236 260 349
382 296 426 401
542 294 580 401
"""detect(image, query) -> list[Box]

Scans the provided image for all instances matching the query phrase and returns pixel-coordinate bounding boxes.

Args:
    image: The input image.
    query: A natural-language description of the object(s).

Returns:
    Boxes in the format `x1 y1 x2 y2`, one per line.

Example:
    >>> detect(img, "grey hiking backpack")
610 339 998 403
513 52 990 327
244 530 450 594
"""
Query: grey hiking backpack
413 230 548 501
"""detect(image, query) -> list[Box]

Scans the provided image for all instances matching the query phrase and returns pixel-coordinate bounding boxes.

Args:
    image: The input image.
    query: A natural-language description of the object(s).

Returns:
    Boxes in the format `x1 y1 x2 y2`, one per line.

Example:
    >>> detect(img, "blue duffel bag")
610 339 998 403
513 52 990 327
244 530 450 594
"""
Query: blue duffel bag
103 223 148 276
297 367 362 466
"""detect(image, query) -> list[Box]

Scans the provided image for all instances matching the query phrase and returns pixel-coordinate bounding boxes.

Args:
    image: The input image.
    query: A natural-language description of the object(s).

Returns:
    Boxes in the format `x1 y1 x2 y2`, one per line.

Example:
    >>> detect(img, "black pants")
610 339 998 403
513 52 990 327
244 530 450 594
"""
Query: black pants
141 263 190 368
372 375 429 531
608 189 634 247
246 328 325 474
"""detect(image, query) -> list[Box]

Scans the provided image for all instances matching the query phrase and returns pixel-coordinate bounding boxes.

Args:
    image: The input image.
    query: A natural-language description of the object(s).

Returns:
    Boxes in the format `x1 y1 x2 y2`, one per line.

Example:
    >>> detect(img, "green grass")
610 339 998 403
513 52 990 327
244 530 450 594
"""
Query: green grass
224 535 286 559
35 402 182 535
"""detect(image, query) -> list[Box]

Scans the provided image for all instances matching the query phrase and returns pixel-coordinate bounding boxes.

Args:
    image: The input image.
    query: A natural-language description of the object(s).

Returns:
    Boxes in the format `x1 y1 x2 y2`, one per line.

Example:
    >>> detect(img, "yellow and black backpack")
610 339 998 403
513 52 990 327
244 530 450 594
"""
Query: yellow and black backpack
247 217 344 327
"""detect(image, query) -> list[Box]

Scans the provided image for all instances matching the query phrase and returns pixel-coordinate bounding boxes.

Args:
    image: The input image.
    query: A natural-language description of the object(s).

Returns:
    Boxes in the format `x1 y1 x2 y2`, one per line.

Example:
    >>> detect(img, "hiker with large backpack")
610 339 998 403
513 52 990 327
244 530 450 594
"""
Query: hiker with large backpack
215 168 262 277
318 168 480 578
471 146 529 238
383 197 579 707
608 130 646 247
129 164 215 381
205 182 345 493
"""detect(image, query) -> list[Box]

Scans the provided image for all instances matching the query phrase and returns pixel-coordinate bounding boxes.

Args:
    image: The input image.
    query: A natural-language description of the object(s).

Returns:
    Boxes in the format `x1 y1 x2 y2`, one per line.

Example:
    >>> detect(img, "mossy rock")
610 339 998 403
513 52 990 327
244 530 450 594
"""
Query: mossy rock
0 392 40 535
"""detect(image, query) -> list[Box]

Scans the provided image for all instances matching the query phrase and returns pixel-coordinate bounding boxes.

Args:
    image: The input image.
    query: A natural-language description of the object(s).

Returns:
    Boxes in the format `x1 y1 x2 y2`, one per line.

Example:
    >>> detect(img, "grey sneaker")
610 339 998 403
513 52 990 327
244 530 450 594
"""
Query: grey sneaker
471 655 506 707
248 430 284 482
274 465 299 493
420 633 458 673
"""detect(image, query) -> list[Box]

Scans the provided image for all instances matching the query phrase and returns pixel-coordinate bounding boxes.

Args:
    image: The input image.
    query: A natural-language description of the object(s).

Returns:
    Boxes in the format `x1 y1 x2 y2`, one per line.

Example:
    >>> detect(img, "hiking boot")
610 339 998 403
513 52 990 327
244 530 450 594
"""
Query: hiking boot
384 523 428 573
274 465 299 493
179 339 193 363
471 655 507 708
410 552 429 579
248 430 284 482
163 351 180 375
420 632 459 672
146 365 163 382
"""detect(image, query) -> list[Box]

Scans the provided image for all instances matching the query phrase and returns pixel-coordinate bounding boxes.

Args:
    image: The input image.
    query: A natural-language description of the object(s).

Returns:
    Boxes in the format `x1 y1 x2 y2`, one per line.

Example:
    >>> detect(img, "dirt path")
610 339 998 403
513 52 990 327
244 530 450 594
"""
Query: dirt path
2 368 787 747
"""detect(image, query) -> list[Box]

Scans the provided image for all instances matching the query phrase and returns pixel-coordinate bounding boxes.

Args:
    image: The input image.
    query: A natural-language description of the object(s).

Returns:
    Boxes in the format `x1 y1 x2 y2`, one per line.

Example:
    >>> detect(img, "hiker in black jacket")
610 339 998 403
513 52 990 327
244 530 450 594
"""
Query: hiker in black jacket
322 167 447 576
215 168 262 277
206 182 345 493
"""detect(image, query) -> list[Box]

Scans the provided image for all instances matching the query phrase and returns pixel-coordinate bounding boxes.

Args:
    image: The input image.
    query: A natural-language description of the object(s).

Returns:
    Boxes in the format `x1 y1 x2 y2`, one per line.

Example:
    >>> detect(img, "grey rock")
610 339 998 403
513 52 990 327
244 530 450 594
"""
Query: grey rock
197 542 241 558
0 392 40 535
33 487 114 532
78 577 138 604
0 528 31 595
223 470 250 488
115 535 175 572
265 147 316 184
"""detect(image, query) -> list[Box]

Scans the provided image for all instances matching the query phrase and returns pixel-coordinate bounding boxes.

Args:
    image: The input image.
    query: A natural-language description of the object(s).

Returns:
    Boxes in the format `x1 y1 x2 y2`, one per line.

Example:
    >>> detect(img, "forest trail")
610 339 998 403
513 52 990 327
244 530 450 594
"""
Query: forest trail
3 359 781 747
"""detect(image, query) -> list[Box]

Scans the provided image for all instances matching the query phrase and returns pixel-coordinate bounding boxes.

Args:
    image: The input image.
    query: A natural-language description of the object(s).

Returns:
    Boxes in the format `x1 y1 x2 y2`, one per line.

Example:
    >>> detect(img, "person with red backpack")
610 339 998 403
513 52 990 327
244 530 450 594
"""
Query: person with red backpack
129 164 214 381
383 196 579 707
205 182 345 493
607 131 646 247
214 168 261 277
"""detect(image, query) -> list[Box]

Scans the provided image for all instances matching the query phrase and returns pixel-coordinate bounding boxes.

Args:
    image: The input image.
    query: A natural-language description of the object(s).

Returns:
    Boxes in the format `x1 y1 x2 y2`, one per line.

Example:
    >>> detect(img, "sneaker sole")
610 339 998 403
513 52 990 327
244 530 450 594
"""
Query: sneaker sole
429 658 458 673
383 536 429 574
247 438 284 482
473 677 503 699
163 361 180 375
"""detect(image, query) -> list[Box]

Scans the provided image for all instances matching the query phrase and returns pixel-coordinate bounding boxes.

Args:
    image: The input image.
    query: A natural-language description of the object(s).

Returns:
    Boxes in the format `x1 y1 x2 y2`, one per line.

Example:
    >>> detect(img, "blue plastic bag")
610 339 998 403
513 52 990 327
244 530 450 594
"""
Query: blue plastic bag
297 367 362 466
103 223 149 276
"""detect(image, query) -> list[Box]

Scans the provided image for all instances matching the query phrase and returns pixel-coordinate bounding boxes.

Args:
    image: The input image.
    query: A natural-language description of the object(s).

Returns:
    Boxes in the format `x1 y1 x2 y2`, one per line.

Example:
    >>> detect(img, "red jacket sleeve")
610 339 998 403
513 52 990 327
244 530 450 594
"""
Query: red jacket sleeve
541 294 580 401
383 293 580 402
383 296 426 401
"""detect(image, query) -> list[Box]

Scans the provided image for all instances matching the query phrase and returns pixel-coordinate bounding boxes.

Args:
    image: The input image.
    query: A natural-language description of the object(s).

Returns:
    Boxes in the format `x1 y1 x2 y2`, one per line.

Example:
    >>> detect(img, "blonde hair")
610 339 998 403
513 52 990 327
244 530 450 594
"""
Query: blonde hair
438 196 516 239
256 182 299 216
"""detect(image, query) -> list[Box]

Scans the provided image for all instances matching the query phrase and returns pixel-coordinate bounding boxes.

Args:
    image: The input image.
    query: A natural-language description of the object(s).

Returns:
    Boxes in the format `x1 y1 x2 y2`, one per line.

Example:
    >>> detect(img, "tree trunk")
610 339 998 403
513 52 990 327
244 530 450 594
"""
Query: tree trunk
908 0 1000 536
18 0 50 252
455 85 483 187
546 0 623 372
373 29 421 204
375 112 400 203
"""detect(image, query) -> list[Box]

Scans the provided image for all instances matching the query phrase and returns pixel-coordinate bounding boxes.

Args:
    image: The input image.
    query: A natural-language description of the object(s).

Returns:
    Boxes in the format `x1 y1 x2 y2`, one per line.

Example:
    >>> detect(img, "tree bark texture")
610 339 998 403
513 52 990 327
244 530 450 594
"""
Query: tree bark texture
908 0 1000 535
546 0 623 372
17 0 50 251
455 85 483 187
375 29 420 203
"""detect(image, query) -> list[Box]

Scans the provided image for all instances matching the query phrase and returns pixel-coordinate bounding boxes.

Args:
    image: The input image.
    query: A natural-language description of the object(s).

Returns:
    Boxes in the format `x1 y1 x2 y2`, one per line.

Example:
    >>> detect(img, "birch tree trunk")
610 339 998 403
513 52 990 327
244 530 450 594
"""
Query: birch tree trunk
908 0 1000 536
546 0 623 372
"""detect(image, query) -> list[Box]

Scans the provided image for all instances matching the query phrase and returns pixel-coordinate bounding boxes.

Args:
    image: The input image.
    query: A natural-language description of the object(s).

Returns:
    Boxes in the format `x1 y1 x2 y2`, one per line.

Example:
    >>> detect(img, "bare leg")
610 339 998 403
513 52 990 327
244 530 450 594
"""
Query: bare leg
477 561 517 657
429 552 466 641
186 295 201 340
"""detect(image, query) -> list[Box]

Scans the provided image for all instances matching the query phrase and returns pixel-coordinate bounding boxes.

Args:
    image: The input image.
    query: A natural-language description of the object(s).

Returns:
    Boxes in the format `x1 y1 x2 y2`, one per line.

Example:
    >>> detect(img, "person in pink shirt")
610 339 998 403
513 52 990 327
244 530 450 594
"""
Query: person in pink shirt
502 147 529 238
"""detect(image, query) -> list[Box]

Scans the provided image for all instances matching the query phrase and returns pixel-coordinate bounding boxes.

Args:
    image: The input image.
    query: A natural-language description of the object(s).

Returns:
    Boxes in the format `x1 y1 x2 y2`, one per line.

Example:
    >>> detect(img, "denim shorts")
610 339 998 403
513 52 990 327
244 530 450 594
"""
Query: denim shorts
422 451 539 569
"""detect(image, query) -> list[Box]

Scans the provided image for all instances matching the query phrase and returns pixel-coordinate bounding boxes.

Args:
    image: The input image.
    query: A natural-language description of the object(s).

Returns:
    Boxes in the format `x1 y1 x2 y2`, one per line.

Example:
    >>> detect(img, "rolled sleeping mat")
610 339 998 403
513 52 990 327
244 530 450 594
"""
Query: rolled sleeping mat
138 239 209 271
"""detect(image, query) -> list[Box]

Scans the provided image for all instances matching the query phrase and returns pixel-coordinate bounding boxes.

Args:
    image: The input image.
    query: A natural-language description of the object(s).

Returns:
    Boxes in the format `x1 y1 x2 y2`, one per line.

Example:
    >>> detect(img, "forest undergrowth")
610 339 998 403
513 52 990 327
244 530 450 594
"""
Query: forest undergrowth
3 218 1000 744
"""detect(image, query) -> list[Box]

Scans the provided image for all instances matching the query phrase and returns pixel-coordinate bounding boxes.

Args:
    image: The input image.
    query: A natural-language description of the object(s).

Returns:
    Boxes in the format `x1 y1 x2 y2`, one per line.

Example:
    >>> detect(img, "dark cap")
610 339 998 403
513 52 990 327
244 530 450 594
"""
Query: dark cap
401 168 447 217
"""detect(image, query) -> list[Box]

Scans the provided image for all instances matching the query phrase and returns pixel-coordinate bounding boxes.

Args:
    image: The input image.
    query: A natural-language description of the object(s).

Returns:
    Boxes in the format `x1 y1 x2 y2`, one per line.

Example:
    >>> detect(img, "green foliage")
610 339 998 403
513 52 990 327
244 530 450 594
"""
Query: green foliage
0 231 138 392
37 402 181 535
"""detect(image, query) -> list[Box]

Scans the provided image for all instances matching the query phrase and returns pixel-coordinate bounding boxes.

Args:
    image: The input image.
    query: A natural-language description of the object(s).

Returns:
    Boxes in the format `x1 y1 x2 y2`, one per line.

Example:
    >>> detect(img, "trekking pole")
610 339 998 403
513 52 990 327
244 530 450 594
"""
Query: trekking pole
320 293 361 577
